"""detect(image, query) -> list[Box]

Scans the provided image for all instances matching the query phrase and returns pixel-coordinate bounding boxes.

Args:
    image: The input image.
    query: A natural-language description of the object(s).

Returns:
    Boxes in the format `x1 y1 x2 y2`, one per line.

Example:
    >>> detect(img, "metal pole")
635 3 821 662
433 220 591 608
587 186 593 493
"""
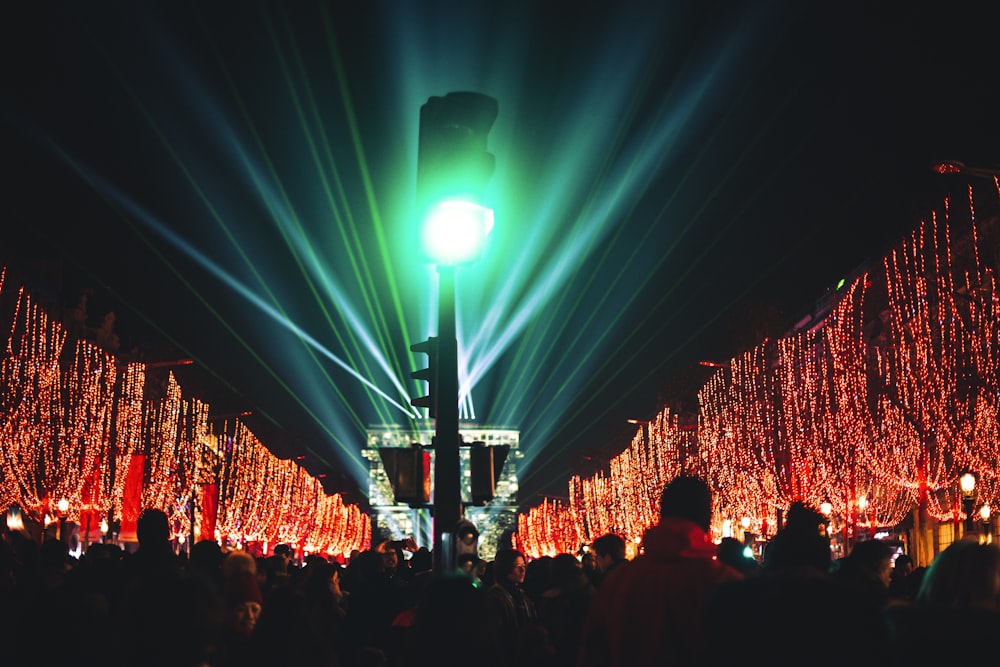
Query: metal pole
107 373 120 548
189 496 196 553
964 498 976 537
433 265 461 574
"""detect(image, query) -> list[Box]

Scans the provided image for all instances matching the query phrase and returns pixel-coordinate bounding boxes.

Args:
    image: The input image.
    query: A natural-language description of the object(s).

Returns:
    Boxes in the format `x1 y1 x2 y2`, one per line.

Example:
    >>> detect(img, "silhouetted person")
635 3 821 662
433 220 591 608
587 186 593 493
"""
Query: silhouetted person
887 553 916 603
761 502 831 574
260 544 292 597
341 549 402 664
249 586 339 667
833 538 893 609
590 533 627 586
487 548 544 663
221 568 264 666
403 574 501 667
522 554 553 607
885 539 1000 665
189 538 225 589
707 502 887 666
538 553 594 667
131 508 179 576
579 475 741 666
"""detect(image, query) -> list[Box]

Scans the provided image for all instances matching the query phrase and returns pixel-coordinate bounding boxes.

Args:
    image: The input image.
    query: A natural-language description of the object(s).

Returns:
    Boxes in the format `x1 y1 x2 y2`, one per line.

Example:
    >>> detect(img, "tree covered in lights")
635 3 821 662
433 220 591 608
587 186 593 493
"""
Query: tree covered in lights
0 268 370 556
517 182 1000 560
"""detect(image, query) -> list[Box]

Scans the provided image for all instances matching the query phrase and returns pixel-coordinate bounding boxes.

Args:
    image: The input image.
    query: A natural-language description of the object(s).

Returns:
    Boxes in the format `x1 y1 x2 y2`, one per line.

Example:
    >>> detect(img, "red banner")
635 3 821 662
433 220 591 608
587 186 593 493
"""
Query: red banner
199 483 218 543
118 454 146 542
79 460 103 546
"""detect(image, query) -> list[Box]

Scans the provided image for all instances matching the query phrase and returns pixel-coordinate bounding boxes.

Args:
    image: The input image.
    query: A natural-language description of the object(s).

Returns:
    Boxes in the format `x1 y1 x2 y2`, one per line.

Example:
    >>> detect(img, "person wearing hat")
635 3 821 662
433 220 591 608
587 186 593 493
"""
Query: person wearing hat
225 569 264 637
218 549 266 665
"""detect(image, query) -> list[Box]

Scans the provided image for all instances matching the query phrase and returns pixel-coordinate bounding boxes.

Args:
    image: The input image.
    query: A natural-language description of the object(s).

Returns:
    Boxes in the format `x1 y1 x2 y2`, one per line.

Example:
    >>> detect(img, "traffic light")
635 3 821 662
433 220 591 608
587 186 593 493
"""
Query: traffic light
455 518 479 558
469 441 510 506
417 91 499 265
410 337 438 418
378 444 431 508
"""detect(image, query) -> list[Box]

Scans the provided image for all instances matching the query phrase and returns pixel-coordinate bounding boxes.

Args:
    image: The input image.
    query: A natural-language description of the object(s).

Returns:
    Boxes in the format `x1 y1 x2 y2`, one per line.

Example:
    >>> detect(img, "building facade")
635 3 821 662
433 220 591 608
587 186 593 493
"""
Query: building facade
363 422 521 561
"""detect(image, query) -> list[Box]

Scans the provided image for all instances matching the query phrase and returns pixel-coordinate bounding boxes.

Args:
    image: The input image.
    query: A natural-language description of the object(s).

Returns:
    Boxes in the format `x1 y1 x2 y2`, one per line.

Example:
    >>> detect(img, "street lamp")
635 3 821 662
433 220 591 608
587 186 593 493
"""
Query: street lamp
980 503 992 544
960 472 977 536
56 498 69 543
415 91 498 574
5 504 24 532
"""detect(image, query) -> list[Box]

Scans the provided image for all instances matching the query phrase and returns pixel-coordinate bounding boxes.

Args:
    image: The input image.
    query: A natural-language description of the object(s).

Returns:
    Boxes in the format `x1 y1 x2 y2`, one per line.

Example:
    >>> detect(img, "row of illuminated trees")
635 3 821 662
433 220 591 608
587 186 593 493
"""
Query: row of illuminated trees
0 268 370 556
517 182 1000 561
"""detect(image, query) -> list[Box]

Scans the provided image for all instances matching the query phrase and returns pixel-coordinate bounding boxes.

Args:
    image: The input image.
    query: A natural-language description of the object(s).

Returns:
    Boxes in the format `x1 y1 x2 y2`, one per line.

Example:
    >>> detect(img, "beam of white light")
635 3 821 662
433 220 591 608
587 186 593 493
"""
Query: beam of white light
55 153 418 420
466 31 747 402
156 37 418 418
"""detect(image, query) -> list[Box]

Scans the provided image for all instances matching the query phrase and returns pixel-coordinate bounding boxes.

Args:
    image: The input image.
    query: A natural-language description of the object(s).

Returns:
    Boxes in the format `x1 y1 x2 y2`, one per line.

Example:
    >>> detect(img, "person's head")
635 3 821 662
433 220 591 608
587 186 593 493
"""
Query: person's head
375 540 400 571
136 508 171 546
190 539 224 575
591 533 626 572
384 548 400 572
410 547 433 574
493 548 527 585
846 539 894 588
893 554 914 577
917 540 1000 609
224 571 263 636
300 559 337 599
660 475 712 531
548 553 587 590
222 549 258 580
763 502 831 573
273 543 292 562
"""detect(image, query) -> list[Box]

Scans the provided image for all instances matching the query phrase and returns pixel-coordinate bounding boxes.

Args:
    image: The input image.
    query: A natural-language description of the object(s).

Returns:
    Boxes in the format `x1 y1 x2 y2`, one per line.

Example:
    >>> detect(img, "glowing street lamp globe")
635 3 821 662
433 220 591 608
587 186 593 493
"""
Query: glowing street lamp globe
960 472 977 496
420 200 494 265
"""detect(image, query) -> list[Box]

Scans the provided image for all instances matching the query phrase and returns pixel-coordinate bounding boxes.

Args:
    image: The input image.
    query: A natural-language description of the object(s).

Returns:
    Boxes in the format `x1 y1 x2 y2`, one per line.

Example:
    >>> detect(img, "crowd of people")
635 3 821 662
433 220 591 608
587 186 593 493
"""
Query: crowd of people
2 477 1000 666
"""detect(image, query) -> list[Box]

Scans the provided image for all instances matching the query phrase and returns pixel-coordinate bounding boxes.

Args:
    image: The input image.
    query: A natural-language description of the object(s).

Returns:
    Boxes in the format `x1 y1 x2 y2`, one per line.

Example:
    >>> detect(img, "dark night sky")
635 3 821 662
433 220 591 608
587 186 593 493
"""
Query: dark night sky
2 1 998 507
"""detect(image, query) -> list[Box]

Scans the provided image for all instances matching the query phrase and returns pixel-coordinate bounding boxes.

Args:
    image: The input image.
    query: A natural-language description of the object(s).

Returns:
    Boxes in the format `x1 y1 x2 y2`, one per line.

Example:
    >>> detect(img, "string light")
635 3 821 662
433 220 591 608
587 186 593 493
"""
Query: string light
517 186 999 554
0 272 369 555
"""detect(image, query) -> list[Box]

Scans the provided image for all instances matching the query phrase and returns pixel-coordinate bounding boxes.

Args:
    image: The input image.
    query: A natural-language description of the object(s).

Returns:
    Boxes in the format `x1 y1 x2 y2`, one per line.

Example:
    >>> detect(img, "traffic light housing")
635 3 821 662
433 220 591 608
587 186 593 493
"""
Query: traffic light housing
469 441 510 506
417 91 498 265
410 337 438 418
378 444 432 508
455 518 479 558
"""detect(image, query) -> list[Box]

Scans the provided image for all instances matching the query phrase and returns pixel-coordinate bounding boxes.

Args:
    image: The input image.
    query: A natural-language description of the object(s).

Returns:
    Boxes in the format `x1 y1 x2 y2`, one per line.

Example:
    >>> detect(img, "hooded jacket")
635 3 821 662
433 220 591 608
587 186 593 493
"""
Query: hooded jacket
578 517 742 666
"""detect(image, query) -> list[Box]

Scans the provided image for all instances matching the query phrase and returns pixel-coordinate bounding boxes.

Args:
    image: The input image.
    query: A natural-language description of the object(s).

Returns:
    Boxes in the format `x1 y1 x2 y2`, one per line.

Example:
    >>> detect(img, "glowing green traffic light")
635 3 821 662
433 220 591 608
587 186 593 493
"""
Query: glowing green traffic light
420 200 494 265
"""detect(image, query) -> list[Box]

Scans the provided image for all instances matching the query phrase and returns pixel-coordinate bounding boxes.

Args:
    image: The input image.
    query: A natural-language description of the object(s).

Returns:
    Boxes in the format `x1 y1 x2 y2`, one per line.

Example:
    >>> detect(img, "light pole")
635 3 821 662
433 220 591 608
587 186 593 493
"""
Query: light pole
740 516 753 546
960 472 977 537
980 503 992 544
414 92 498 574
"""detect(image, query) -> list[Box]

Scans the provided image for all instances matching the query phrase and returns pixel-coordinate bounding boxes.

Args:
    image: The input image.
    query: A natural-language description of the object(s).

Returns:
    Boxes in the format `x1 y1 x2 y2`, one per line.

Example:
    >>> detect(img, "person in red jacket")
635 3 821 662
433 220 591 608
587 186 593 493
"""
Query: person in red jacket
577 475 741 666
